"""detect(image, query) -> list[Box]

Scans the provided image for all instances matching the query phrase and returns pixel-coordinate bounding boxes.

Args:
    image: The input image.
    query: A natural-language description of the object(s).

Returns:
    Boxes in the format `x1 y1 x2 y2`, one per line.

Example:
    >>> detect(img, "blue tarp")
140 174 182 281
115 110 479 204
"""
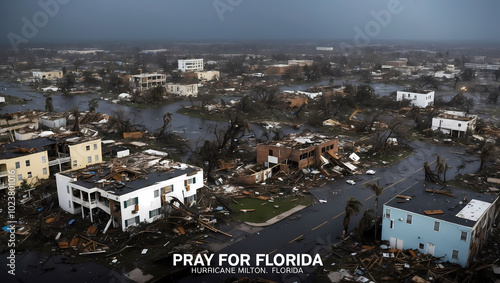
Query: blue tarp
2 225 13 232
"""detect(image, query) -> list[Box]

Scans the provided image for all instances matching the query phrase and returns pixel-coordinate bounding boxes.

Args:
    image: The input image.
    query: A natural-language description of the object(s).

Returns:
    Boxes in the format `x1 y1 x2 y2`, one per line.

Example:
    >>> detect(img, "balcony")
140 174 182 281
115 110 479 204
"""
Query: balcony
0 171 8 178
0 182 8 190
48 153 71 166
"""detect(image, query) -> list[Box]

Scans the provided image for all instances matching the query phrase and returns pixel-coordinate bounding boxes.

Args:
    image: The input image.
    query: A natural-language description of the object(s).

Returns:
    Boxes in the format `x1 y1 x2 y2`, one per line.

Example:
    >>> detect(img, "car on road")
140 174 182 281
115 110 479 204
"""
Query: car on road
366 170 376 175
346 180 356 185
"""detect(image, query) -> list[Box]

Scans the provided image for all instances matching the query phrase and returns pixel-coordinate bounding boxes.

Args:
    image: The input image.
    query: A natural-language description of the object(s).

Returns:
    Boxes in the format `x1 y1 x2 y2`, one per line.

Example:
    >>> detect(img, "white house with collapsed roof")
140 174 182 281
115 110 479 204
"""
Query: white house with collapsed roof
56 153 203 232
431 110 478 138
381 183 498 267
396 89 434 108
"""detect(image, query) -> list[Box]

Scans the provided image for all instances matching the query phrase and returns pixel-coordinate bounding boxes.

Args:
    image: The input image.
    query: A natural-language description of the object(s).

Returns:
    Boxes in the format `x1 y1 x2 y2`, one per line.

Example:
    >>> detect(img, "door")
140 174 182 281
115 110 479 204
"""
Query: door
389 237 396 248
396 239 404 250
426 243 435 256
389 237 404 249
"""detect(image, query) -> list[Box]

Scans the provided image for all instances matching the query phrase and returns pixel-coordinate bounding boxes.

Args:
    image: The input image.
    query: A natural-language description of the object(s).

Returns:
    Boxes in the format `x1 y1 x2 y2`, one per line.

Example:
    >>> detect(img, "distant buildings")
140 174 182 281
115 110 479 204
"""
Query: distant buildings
396 89 434 108
129 73 166 94
265 64 290 76
178 59 204 72
32 70 63 81
183 70 220 81
432 110 478 137
166 83 198 97
381 182 498 267
316 47 333 51
56 153 203 231
288 60 313 67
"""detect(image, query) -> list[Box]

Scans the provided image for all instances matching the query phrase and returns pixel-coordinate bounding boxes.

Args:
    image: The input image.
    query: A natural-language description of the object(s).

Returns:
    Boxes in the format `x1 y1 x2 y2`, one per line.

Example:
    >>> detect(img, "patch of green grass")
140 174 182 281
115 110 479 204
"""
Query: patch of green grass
230 194 313 223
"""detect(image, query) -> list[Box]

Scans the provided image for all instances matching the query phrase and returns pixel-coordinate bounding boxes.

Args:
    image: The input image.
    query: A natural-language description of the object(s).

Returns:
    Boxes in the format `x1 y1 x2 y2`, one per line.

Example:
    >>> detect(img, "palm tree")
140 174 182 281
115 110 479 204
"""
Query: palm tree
45 96 54 112
480 143 496 170
357 209 376 241
71 107 80 132
343 197 363 237
364 181 383 239
157 112 172 138
88 98 98 113
151 85 165 105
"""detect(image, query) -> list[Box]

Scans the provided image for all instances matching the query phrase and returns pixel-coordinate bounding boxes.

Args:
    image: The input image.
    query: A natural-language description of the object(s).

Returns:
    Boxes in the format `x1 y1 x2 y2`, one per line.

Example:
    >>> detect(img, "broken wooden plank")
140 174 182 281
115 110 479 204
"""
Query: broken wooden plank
425 189 454 197
396 195 412 199
408 249 418 259
424 210 444 215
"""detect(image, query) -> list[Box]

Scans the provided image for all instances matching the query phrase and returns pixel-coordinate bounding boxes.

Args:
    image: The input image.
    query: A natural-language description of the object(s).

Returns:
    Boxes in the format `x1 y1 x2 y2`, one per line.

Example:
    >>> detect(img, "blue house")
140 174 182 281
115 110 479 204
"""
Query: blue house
381 183 498 267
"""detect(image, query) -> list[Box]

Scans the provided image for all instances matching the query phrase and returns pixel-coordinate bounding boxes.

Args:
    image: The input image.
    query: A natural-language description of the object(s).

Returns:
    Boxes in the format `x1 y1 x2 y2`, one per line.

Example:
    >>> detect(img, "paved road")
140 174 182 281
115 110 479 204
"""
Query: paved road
173 141 480 283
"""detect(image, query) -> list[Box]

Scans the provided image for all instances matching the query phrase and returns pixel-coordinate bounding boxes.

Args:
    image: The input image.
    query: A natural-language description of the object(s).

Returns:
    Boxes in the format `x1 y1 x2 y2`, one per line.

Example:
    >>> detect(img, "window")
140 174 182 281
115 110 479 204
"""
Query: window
149 208 162 218
124 197 139 208
86 145 90 151
43 168 47 175
390 219 394 229
25 160 30 167
94 143 98 150
27 172 32 178
17 174 22 181
42 156 46 163
187 177 196 185
88 156 92 163
269 150 273 156
154 189 159 198
67 186 70 194
406 214 412 224
73 160 77 167
452 250 459 260
458 123 462 127
434 221 440 232
163 185 174 193
321 147 325 153
460 231 467 241
125 216 140 228
385 208 391 219
15 162 20 169
95 155 99 162
68 200 71 208
419 243 424 250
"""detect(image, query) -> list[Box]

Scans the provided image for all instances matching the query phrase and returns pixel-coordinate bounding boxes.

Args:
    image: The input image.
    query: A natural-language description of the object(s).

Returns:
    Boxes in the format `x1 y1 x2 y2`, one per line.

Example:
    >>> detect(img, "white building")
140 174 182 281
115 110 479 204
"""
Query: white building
288 60 313 67
396 89 434 108
56 154 203 232
129 73 166 93
432 110 478 137
166 84 198 97
0 96 5 103
178 59 204 72
32 70 64 81
195 70 220 81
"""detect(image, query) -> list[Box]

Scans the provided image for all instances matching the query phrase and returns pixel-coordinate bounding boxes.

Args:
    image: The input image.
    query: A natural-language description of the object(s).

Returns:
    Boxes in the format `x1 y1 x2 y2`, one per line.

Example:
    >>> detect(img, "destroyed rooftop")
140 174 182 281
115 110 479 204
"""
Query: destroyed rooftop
401 88 433 94
61 156 199 196
436 112 477 121
386 182 498 227
0 136 99 159
261 132 335 149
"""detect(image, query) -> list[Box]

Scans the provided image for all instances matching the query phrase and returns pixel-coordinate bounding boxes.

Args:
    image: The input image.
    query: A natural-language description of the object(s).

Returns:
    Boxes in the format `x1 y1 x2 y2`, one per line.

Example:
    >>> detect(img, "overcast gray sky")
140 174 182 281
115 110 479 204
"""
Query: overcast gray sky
1 0 499 46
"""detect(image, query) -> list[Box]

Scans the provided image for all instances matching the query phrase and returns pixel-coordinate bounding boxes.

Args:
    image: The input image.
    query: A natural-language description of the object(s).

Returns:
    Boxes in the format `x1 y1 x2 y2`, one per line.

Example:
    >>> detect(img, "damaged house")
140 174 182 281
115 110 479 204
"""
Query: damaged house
0 136 102 190
235 133 339 185
431 110 478 138
381 182 499 267
56 153 203 231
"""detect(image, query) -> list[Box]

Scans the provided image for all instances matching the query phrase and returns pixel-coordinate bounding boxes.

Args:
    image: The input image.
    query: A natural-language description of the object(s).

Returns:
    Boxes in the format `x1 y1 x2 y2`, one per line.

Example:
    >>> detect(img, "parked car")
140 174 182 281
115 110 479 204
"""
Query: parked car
366 170 376 175
346 180 356 185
